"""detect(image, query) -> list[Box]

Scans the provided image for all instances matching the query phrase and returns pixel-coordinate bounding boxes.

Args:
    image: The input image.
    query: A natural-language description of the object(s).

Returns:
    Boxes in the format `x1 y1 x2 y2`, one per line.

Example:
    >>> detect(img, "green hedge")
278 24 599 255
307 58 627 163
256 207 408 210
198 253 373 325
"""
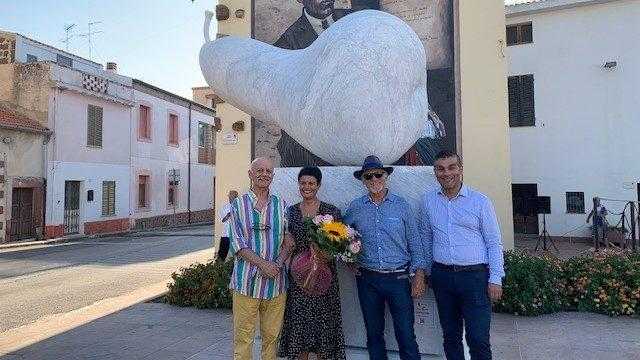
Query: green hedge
166 260 234 309
166 251 640 317
494 250 640 317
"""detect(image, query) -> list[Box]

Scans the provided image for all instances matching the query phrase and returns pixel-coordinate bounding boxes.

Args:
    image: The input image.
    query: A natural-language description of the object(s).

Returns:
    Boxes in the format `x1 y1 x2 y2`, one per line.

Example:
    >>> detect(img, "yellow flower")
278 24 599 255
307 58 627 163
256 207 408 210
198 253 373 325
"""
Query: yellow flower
321 221 349 242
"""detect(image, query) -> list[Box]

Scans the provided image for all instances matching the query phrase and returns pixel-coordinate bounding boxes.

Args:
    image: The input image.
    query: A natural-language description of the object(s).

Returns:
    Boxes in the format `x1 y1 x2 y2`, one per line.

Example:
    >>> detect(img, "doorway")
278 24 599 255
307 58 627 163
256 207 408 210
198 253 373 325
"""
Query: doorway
512 183 539 234
64 181 80 234
10 188 35 240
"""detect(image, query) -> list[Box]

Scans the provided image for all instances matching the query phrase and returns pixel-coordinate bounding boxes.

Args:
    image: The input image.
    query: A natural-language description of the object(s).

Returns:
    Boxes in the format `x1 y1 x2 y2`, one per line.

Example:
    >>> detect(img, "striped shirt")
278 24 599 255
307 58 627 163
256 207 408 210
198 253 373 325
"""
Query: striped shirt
228 191 288 299
419 184 505 285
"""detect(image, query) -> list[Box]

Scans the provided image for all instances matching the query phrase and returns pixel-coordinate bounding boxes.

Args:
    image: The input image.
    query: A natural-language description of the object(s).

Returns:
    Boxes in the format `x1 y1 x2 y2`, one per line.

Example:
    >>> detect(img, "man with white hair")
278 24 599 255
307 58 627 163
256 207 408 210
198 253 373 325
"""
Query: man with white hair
227 157 290 360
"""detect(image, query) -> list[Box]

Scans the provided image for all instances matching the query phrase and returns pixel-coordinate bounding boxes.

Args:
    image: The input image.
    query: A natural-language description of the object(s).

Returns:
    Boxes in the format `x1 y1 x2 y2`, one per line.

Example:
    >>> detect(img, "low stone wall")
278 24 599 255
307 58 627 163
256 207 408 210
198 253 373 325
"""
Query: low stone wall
84 218 130 235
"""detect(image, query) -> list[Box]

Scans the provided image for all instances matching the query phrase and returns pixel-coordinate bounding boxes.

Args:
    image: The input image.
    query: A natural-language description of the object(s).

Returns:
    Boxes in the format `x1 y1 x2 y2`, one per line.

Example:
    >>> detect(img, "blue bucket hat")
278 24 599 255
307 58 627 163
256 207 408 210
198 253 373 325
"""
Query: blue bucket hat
353 155 394 179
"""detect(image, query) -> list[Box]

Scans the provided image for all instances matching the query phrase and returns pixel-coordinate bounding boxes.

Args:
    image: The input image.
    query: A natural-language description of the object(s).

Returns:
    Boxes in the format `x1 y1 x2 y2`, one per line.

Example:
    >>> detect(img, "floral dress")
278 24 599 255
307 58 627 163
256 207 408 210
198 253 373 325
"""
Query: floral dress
278 202 346 359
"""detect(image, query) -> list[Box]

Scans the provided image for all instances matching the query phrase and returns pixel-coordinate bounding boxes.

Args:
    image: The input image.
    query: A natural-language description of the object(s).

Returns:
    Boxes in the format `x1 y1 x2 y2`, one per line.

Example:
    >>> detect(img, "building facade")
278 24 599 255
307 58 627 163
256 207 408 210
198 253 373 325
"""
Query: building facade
0 109 50 241
0 32 216 242
131 80 216 230
506 0 640 237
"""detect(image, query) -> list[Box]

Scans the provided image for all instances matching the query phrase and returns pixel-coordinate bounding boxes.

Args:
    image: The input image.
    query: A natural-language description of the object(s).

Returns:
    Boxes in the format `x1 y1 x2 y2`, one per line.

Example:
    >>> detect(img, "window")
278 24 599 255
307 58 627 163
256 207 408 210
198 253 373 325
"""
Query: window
168 113 179 145
102 181 116 216
138 105 152 141
508 74 535 127
566 192 585 214
26 54 38 63
138 175 149 208
198 122 215 165
87 104 103 147
506 22 533 46
56 54 73 68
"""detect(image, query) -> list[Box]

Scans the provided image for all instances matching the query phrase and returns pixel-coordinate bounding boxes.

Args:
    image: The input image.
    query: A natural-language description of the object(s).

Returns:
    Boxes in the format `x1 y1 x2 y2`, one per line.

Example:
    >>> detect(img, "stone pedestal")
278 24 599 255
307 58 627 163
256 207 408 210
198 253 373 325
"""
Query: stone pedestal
271 166 445 358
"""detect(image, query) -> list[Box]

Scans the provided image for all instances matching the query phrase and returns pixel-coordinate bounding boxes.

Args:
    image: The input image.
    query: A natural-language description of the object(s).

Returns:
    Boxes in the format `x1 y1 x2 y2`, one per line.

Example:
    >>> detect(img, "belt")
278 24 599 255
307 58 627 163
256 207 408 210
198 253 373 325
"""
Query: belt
361 263 409 274
433 262 487 272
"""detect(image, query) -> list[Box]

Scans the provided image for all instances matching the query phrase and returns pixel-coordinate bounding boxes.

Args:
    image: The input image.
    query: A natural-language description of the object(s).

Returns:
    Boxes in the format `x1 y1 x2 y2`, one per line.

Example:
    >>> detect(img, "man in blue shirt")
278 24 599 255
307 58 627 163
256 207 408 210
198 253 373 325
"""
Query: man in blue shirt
419 150 505 360
345 155 426 360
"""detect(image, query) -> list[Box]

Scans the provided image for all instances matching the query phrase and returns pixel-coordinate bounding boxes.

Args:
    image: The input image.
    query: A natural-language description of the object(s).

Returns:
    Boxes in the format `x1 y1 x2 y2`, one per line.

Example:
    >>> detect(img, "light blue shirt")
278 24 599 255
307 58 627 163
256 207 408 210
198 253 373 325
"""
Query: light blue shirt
344 191 426 273
419 184 505 285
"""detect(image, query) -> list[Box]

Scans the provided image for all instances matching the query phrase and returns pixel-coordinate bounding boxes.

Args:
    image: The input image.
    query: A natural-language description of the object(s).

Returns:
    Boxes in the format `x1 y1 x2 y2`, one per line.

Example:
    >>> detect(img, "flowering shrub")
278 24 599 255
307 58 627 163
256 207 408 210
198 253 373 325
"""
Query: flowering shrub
166 260 233 309
493 250 565 316
495 250 640 317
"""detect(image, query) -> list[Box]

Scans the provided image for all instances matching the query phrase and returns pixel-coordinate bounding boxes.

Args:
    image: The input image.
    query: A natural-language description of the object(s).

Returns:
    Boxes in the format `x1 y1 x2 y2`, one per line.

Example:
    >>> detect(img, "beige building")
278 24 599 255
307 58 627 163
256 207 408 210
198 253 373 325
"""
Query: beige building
0 108 50 242
192 86 223 109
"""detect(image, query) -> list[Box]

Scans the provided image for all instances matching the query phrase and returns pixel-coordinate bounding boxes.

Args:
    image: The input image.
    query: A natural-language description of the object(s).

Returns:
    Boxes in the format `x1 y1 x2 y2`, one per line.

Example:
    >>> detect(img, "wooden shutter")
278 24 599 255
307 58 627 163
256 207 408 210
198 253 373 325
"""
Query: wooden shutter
169 114 179 144
521 23 533 44
87 105 103 146
102 181 116 216
138 176 148 208
139 105 151 139
507 76 520 127
506 25 518 46
520 75 535 126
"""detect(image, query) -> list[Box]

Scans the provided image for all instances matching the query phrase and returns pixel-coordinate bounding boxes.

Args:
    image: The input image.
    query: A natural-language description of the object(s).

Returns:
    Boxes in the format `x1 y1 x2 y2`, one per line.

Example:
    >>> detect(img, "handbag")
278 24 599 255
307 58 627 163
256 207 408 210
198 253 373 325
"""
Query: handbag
290 245 333 296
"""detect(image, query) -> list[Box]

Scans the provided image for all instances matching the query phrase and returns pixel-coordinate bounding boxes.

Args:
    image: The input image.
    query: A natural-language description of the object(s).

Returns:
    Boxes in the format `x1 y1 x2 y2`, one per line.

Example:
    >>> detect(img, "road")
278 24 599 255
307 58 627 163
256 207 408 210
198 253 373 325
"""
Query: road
0 225 214 333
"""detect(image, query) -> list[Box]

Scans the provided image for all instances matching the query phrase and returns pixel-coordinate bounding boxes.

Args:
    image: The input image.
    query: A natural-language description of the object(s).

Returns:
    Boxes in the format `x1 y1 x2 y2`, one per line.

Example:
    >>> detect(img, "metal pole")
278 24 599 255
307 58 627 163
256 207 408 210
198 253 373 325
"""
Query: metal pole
593 197 599 251
631 201 637 252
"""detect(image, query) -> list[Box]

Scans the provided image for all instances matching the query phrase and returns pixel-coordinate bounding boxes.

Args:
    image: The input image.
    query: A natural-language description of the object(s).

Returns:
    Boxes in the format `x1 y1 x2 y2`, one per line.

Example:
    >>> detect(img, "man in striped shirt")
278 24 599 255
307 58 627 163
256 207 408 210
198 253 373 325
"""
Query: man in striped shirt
228 157 290 360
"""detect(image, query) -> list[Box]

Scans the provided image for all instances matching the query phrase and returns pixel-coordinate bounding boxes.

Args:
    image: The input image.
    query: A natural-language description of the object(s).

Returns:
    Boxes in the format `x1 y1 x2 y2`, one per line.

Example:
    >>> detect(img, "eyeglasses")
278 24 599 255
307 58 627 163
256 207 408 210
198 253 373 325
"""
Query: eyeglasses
363 173 385 181
252 223 271 231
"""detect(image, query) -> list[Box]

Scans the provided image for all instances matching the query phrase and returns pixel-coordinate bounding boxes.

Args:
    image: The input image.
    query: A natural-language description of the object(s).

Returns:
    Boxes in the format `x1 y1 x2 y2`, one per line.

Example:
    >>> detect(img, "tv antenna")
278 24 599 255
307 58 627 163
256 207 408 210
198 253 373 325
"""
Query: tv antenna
61 23 77 51
78 21 103 59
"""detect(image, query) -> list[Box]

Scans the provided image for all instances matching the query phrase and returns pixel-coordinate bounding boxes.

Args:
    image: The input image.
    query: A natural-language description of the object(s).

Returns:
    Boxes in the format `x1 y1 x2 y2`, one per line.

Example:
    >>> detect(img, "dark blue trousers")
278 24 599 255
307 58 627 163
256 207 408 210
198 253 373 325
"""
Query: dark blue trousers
430 265 492 360
356 270 420 360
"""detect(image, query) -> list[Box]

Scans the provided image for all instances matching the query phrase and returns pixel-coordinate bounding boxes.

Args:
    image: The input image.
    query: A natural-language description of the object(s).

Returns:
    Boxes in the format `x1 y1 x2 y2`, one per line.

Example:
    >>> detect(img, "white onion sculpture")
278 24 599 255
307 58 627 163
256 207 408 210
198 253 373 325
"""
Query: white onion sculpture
200 10 428 165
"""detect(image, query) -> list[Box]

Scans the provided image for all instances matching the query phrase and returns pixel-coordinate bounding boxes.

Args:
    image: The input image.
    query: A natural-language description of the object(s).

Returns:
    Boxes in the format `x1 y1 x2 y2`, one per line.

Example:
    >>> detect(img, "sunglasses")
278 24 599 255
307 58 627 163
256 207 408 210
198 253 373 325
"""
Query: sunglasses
363 173 385 181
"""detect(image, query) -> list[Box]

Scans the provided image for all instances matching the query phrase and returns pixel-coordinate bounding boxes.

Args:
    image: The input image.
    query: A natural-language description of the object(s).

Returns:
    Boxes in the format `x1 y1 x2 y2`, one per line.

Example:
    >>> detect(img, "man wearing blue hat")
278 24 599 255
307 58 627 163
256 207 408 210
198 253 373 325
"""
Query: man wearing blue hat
344 155 426 360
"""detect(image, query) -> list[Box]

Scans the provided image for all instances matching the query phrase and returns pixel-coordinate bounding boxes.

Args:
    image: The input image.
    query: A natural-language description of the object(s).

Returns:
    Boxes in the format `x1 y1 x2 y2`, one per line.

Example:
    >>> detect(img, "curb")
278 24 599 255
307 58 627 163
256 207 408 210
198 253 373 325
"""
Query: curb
0 222 214 250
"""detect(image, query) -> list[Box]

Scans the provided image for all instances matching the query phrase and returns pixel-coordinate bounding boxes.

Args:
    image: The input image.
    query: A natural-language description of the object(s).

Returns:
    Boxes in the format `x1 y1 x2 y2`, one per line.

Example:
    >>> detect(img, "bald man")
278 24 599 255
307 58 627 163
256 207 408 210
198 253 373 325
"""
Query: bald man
227 158 291 360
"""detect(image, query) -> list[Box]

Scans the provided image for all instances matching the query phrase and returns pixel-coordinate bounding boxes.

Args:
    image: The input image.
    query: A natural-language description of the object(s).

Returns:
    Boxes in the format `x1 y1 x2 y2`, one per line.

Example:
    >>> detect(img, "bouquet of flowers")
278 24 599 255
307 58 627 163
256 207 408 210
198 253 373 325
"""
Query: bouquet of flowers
306 214 361 263
291 214 361 296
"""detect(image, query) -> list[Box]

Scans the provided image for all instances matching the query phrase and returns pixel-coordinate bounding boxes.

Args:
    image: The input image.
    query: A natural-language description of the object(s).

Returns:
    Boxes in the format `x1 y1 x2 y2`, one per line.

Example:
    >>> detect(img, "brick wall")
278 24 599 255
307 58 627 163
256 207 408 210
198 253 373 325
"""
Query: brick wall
134 209 214 231
45 225 64 239
84 218 131 235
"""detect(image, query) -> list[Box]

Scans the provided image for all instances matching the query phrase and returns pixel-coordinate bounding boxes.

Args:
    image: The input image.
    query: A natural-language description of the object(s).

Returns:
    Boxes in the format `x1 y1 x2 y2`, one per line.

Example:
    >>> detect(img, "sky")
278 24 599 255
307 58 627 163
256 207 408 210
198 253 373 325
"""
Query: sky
0 0 216 99
1 1 529 99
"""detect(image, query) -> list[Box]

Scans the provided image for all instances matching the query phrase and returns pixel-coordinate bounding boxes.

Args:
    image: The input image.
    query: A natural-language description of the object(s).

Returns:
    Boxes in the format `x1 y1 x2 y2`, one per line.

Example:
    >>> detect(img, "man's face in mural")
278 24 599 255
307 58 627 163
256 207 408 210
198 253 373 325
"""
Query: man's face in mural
299 0 335 19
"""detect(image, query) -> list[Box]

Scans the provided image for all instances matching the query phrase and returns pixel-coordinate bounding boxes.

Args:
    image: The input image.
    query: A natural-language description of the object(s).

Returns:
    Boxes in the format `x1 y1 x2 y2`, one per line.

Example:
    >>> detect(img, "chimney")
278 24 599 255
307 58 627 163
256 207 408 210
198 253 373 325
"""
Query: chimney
106 62 117 73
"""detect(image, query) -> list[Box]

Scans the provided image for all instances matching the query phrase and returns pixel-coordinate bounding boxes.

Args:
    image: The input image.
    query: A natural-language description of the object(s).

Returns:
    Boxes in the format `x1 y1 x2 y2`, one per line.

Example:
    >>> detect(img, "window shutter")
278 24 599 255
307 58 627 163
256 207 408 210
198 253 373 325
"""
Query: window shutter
139 106 146 138
95 106 103 146
521 74 535 126
507 76 520 127
506 26 518 46
102 182 109 215
521 23 533 44
87 106 95 146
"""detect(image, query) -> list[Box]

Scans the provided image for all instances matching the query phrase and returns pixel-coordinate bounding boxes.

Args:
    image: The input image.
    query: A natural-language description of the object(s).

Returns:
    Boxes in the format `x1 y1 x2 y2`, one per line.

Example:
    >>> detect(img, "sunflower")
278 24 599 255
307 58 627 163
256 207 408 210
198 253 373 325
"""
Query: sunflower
321 221 349 242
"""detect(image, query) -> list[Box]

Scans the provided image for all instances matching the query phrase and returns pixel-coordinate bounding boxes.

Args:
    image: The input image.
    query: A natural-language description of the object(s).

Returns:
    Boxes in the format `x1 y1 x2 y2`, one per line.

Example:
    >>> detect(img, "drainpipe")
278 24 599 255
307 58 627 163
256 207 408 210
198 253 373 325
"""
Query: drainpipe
187 103 192 224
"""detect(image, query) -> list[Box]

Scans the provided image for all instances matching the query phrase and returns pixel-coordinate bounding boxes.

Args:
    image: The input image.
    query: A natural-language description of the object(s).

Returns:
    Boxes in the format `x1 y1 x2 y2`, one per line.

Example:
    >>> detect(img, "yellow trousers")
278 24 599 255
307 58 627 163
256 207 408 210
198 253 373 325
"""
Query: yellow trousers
232 291 286 360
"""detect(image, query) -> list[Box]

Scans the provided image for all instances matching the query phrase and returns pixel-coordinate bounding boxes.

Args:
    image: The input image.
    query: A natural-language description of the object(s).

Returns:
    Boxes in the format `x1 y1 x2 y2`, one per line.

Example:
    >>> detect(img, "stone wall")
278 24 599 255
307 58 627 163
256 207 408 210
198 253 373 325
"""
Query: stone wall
0 34 15 65
84 218 130 235
133 209 214 231
0 62 51 126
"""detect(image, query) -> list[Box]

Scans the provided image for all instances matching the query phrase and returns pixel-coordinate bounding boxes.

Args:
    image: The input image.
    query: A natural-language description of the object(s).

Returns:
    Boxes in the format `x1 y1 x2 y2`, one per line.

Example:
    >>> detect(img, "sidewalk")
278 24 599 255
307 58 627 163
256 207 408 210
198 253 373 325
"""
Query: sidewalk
0 222 214 250
2 300 639 360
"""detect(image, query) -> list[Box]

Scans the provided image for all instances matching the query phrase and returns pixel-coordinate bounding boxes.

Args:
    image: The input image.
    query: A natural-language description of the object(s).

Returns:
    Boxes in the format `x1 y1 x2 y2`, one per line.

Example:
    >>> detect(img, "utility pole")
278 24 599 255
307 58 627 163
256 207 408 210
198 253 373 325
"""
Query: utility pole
61 24 76 51
78 21 103 60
